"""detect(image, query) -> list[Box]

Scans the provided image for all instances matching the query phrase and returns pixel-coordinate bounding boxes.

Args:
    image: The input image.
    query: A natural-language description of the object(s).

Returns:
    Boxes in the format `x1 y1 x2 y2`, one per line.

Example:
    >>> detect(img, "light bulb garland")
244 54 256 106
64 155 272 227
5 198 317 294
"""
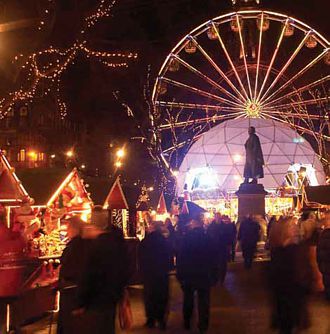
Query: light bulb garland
1 0 137 119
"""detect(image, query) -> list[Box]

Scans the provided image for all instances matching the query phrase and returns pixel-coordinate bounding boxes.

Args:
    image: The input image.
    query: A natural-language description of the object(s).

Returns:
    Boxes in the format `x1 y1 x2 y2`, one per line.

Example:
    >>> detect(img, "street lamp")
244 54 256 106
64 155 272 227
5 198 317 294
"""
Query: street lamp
116 148 125 158
66 150 74 158
115 161 123 168
28 151 37 161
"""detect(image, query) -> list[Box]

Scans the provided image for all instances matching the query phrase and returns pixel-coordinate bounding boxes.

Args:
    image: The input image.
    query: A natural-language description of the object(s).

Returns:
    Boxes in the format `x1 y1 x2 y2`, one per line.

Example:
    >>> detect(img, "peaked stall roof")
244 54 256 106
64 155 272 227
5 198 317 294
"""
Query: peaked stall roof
46 168 92 207
16 167 92 207
0 151 30 205
156 192 167 214
103 176 129 210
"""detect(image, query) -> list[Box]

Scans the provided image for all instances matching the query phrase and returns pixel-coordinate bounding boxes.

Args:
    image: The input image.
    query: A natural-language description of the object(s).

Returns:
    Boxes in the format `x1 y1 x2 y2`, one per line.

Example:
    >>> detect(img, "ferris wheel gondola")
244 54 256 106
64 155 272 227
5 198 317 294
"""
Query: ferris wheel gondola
152 9 330 172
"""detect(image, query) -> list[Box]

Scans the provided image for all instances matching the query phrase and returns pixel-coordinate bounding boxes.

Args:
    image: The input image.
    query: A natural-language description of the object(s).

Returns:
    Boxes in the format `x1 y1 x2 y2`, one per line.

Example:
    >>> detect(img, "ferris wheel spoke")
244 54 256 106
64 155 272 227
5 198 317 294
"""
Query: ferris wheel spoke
190 37 247 103
236 14 253 99
160 77 244 108
262 75 330 108
262 49 328 105
210 21 249 101
265 113 330 141
155 100 246 113
256 19 288 102
159 112 244 130
172 55 243 106
266 97 329 109
259 32 311 104
254 12 264 100
263 109 326 120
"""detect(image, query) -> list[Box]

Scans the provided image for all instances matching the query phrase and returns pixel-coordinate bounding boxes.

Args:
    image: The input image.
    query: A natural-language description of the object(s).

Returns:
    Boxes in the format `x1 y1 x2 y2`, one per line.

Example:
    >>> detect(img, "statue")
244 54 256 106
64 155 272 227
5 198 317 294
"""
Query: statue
243 126 264 184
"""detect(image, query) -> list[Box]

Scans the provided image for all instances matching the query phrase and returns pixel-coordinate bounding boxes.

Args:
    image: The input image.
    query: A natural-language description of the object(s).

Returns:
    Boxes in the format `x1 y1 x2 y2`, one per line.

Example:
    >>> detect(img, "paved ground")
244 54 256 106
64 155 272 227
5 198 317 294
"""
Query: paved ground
21 259 330 334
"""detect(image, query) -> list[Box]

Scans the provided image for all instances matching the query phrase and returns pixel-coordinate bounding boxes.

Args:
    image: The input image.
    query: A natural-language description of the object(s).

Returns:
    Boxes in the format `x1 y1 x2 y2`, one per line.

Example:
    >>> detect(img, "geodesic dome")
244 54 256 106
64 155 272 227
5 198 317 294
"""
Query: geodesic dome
177 118 326 193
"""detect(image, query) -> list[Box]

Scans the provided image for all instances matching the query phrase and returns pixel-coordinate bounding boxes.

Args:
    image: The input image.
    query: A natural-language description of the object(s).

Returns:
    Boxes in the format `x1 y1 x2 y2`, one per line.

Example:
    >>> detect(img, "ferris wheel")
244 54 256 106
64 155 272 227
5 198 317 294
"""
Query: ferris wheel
151 7 330 173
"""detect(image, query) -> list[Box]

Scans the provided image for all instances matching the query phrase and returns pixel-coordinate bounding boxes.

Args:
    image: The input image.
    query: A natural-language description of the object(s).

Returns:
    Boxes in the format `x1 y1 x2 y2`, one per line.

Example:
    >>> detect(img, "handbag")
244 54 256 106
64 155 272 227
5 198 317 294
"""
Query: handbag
119 288 133 330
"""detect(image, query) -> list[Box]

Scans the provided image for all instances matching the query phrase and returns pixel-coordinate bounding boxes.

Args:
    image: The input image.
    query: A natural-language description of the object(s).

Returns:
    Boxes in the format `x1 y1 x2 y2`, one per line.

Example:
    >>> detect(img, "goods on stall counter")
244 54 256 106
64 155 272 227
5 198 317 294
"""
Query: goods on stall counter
37 229 63 257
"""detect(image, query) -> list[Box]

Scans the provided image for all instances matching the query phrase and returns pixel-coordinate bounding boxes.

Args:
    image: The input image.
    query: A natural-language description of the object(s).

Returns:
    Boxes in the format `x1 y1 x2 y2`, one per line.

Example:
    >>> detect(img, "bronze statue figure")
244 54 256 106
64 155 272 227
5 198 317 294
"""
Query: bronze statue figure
243 126 264 184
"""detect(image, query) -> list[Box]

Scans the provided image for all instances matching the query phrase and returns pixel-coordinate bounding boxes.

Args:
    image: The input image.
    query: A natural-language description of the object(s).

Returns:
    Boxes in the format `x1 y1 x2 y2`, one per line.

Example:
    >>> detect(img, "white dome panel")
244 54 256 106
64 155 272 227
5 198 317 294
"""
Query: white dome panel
178 118 326 193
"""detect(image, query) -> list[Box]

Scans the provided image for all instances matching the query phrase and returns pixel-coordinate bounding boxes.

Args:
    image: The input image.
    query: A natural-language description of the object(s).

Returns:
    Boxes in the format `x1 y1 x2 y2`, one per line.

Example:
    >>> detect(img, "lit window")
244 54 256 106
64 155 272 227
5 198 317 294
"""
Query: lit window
38 153 45 161
18 149 26 162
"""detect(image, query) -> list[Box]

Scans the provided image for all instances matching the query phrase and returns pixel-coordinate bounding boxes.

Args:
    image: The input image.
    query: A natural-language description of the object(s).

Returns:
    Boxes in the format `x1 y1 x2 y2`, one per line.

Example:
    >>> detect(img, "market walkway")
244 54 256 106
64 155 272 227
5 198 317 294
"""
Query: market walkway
22 260 330 334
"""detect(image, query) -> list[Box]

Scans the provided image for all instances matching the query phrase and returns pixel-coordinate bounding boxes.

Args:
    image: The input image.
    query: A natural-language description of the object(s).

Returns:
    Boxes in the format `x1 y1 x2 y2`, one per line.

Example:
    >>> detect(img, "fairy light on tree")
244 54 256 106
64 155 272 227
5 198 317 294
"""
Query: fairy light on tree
0 0 137 119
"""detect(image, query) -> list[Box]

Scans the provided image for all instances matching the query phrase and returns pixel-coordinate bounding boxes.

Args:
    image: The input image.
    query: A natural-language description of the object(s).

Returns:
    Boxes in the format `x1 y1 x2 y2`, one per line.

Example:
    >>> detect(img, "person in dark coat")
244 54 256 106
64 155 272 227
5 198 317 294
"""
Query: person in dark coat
57 216 89 334
163 217 176 270
243 126 264 184
207 213 228 284
238 216 260 269
223 216 237 262
139 221 171 330
317 214 330 300
177 217 217 334
269 217 310 333
75 208 130 334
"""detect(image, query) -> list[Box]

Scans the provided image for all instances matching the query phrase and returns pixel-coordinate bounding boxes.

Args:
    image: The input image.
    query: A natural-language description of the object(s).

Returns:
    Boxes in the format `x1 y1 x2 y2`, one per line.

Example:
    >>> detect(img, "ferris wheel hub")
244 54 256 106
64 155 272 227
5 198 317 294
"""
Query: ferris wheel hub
245 99 261 117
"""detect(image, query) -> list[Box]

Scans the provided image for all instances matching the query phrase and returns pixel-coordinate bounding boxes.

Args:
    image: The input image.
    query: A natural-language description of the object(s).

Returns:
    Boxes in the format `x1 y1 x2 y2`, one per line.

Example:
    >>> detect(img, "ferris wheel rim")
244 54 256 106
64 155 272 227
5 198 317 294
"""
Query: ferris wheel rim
152 9 329 102
151 8 330 171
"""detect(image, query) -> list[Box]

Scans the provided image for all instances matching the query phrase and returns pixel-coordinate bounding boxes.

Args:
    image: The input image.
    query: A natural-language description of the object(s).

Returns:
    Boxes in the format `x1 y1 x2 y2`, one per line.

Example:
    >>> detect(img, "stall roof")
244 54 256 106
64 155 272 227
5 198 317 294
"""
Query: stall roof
305 185 330 207
103 177 165 211
0 152 30 204
103 177 129 210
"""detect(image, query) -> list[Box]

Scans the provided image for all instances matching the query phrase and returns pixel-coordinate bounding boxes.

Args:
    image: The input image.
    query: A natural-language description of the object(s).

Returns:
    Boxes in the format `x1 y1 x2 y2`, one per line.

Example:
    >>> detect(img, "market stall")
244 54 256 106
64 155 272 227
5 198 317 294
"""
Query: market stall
18 167 93 258
0 153 55 333
0 167 93 332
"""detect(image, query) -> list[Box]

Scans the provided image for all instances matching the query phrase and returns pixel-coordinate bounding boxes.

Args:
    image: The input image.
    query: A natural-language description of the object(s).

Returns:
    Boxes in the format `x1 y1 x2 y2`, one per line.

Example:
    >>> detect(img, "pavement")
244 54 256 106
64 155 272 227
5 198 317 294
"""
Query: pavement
21 258 330 334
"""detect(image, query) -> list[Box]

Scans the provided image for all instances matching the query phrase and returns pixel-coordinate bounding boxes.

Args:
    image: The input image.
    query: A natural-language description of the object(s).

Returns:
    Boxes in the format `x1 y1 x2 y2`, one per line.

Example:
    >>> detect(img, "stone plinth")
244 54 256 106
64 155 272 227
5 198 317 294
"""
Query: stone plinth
236 183 268 220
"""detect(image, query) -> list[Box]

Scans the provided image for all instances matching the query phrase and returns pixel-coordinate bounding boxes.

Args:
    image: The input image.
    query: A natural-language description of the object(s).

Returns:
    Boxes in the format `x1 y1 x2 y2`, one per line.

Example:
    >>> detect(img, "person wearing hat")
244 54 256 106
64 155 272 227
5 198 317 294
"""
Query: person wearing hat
75 206 130 334
57 216 89 334
176 217 217 334
138 220 171 330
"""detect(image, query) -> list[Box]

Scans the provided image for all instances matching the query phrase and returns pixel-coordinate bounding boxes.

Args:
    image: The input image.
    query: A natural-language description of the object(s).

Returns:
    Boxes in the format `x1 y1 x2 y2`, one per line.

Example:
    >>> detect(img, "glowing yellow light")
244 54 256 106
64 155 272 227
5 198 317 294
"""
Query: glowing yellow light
115 161 122 168
233 154 242 163
66 150 74 158
81 164 86 169
6 304 10 332
28 151 37 160
245 99 261 117
148 186 154 192
116 148 125 158
172 169 179 177
50 154 56 159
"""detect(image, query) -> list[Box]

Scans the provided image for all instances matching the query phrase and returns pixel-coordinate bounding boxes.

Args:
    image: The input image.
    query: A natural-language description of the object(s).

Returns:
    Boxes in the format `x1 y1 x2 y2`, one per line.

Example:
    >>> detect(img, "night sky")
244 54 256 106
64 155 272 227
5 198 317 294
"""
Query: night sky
0 0 329 184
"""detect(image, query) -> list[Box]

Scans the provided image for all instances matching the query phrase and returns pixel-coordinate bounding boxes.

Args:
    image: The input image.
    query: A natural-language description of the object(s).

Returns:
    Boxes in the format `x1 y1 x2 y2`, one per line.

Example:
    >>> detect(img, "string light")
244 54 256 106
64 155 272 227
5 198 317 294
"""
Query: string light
1 0 137 119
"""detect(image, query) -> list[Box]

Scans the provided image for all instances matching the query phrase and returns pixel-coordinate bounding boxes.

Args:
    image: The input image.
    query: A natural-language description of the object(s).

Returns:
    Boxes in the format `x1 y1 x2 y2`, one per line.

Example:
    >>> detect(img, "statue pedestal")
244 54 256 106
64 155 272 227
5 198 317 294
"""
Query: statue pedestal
236 183 268 220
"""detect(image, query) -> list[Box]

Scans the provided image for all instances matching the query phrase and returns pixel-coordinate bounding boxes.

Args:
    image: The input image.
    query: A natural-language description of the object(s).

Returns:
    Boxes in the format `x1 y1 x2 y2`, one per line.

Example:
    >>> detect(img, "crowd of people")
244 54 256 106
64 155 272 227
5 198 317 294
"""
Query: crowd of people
56 207 330 334
268 211 330 333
